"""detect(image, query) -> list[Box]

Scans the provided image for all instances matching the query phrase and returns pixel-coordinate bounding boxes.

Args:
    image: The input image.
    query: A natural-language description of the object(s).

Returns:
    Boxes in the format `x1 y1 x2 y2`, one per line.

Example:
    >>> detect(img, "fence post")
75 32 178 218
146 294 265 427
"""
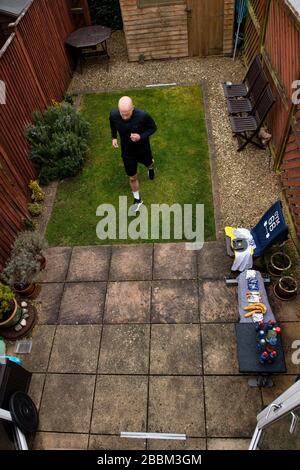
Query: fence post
259 0 271 54
82 0 92 26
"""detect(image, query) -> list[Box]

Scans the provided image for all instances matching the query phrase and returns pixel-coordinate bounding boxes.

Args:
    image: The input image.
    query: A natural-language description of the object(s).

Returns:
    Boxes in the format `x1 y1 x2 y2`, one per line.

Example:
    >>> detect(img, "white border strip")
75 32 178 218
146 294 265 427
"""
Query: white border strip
146 83 177 88
121 432 186 440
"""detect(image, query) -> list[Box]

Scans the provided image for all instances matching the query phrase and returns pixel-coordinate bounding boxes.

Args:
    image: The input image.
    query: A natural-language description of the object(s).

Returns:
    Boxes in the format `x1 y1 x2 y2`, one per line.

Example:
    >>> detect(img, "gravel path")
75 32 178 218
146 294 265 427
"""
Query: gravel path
68 31 281 232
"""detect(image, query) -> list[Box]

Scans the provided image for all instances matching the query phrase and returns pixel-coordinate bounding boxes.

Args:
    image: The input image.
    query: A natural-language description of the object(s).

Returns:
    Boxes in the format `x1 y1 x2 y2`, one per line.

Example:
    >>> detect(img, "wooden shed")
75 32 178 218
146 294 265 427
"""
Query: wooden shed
243 0 300 240
119 0 235 61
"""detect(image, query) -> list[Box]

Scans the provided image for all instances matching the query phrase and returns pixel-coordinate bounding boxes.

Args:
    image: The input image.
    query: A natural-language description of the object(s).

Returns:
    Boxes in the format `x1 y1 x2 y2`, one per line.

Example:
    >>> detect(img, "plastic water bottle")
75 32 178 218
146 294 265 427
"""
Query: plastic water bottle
256 330 265 341
257 338 266 351
267 320 276 330
259 351 268 364
266 329 278 346
267 351 277 364
255 320 265 332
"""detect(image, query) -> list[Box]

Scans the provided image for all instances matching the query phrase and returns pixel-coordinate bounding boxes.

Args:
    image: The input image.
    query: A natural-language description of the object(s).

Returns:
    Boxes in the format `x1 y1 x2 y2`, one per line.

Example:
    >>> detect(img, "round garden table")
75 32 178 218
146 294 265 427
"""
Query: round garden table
65 25 112 73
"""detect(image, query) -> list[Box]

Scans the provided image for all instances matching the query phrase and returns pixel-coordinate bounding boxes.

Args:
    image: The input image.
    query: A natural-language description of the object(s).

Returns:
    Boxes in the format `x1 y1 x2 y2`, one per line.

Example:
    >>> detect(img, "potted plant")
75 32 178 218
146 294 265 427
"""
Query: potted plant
2 250 41 298
11 231 48 270
274 276 298 301
28 180 45 202
268 252 292 277
0 283 22 328
28 202 42 217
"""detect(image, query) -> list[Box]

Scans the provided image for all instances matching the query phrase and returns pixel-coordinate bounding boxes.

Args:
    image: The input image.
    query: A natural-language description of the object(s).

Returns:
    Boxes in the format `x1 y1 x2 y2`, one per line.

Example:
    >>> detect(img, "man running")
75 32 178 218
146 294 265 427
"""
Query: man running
109 96 157 213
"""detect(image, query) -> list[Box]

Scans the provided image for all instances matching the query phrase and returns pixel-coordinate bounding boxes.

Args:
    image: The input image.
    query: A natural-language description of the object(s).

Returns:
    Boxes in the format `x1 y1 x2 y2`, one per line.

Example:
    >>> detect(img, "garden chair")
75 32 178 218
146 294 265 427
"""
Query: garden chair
225 200 289 272
226 68 269 115
223 55 262 99
229 86 275 151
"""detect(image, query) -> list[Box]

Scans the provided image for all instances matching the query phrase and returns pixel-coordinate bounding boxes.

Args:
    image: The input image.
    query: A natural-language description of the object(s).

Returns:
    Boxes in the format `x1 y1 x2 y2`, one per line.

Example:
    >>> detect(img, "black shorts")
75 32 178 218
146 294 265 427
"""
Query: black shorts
122 153 153 177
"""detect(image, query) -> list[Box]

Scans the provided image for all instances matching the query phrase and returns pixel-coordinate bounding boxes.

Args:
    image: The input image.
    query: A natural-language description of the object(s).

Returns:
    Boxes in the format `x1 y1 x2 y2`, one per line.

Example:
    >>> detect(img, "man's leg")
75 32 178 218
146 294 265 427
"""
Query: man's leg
129 174 143 213
141 152 155 180
129 174 139 193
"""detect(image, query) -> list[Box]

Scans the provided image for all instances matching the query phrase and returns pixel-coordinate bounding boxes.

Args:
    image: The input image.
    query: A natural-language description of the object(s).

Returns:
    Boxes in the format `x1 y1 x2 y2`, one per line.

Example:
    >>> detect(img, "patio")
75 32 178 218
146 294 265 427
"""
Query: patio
6 242 300 450
2 5 300 451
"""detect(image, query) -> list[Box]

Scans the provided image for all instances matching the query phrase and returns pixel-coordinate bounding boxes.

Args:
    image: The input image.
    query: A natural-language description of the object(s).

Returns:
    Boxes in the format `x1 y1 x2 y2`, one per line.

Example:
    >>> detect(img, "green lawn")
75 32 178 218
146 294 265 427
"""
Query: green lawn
46 85 215 245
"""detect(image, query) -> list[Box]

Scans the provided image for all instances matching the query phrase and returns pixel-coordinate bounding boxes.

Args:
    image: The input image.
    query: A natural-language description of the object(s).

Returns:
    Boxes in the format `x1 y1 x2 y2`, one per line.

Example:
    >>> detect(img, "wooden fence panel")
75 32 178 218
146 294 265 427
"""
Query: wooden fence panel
244 0 300 239
0 0 90 270
281 104 300 237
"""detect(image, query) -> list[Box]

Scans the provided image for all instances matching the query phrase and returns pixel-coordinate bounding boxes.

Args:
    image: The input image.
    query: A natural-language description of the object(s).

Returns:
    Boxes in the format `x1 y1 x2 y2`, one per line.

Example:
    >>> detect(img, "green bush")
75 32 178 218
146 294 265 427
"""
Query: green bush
88 0 123 30
26 104 90 185
2 250 40 289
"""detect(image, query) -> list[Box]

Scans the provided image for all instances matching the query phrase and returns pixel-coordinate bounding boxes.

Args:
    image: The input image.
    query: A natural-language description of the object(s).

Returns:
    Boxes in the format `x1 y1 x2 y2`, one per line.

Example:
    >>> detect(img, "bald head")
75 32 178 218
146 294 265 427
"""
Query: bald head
118 96 134 120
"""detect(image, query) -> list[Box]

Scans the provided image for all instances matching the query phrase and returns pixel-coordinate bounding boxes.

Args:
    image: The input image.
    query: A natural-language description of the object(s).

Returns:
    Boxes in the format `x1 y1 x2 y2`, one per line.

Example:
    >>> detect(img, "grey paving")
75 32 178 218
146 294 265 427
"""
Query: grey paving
19 241 298 450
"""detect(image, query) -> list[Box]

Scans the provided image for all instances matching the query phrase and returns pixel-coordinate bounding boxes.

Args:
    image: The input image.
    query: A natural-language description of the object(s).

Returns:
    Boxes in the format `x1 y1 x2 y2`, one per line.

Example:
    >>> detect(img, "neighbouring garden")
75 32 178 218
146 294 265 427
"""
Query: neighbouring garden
46 85 216 246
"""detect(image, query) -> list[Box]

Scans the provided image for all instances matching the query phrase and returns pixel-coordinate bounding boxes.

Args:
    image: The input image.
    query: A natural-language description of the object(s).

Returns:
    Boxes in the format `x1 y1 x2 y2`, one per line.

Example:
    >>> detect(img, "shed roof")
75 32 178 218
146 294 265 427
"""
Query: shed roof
0 0 31 17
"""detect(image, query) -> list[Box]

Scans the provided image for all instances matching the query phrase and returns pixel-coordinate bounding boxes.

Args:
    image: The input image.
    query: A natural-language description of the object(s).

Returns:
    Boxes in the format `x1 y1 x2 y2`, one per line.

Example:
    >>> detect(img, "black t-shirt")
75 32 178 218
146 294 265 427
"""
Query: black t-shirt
109 108 157 157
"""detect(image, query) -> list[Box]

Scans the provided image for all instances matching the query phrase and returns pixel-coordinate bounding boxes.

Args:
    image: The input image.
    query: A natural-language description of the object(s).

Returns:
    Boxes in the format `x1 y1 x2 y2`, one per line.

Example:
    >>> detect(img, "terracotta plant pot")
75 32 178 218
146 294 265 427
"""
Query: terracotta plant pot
274 276 298 301
0 299 22 329
14 283 37 298
268 252 292 277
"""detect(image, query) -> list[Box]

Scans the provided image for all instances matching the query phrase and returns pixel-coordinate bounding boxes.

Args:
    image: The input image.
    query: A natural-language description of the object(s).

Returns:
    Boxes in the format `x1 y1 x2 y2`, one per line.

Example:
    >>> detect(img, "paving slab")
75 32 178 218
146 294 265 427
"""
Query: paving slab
151 280 199 323
268 286 300 322
39 374 95 432
207 439 250 450
39 247 72 283
199 280 238 322
262 375 298 406
89 435 146 450
204 376 262 437
150 324 202 375
110 245 153 281
28 373 45 410
147 438 206 450
49 325 102 373
202 323 239 374
59 282 106 324
36 283 64 324
67 246 111 282
104 281 151 323
197 241 232 279
148 376 205 436
281 322 300 374
33 433 89 450
98 325 150 374
91 375 148 434
7 325 55 373
153 243 197 280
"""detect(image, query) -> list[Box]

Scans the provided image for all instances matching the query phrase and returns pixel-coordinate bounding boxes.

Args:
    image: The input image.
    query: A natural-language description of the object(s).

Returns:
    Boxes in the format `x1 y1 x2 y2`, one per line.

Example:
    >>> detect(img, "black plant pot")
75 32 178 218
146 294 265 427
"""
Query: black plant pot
268 252 292 277
274 276 298 301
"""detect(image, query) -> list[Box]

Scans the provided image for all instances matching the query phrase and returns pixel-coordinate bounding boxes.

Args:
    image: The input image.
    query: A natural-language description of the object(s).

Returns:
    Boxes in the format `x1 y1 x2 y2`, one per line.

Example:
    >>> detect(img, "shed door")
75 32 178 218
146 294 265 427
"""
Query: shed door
186 0 224 56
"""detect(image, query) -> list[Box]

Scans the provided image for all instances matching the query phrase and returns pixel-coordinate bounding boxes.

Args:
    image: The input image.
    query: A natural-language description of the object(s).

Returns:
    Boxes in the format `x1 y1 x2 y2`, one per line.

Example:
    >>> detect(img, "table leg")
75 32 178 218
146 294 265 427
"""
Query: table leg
248 376 274 388
101 40 110 59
